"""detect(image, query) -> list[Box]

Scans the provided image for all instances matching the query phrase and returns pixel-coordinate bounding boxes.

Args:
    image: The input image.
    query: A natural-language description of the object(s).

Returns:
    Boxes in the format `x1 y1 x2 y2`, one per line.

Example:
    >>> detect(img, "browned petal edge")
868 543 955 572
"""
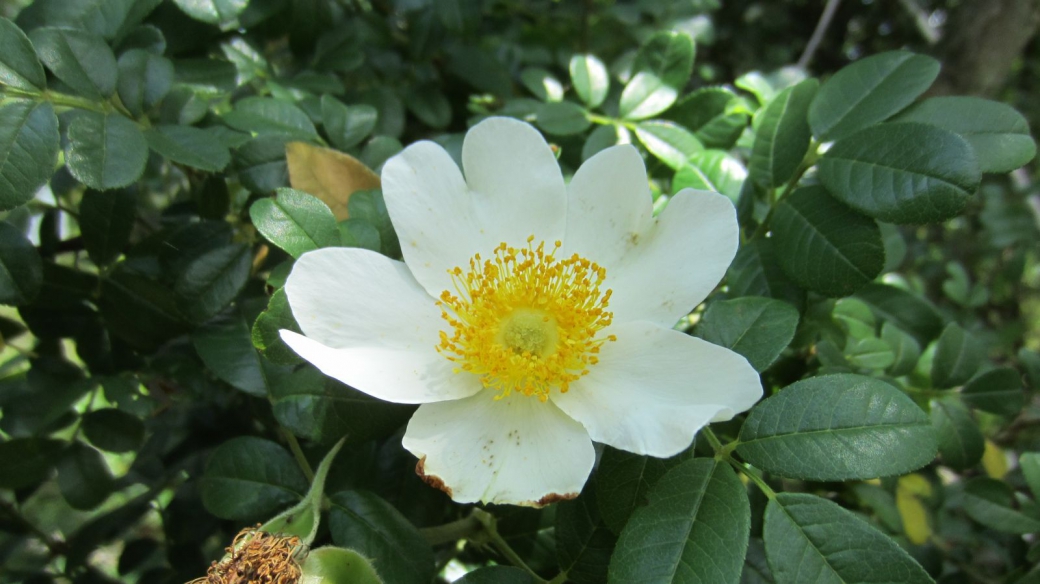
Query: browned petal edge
415 456 453 498
531 491 579 508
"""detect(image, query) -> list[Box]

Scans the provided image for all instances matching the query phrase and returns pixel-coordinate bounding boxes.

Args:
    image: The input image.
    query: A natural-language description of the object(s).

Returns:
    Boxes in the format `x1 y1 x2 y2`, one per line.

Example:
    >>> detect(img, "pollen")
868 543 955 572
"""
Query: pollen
437 237 616 402
189 525 304 584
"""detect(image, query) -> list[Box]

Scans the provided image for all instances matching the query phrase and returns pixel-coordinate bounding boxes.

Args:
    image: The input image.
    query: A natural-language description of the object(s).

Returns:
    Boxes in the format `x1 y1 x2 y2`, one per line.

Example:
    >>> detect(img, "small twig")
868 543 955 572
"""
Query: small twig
798 0 843 70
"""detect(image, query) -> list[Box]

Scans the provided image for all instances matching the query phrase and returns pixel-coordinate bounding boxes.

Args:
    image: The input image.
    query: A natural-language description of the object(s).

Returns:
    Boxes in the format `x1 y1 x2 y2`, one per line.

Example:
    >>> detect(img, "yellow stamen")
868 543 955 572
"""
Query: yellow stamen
437 237 615 401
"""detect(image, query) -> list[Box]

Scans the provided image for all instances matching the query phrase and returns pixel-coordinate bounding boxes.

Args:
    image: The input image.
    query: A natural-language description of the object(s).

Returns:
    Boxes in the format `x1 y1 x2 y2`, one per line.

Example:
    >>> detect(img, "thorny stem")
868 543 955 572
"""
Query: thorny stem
280 428 315 483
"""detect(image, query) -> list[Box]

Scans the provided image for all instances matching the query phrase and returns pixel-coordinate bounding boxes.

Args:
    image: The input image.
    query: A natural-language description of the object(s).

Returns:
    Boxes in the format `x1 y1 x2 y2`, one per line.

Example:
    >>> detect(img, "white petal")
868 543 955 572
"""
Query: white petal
564 149 739 326
282 247 480 403
402 390 594 506
382 118 567 298
551 321 762 458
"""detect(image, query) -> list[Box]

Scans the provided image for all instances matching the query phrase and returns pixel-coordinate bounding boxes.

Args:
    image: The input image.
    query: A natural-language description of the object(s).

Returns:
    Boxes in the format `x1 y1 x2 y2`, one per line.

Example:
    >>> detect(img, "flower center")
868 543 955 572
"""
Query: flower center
437 236 616 402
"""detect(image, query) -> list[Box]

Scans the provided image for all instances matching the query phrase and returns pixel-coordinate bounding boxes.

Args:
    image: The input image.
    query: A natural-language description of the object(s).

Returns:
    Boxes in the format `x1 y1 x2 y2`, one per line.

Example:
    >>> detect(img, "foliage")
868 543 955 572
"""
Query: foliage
0 1 1039 583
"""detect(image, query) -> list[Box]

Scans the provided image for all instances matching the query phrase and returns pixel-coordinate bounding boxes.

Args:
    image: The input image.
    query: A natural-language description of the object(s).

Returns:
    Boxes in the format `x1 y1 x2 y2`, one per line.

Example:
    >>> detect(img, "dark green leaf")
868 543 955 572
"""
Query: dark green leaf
740 539 774 584
223 97 318 140
252 287 302 365
818 122 981 224
0 221 43 305
57 442 114 510
962 477 1040 534
338 218 381 252
329 490 435 584
15 0 150 40
66 112 148 190
0 438 63 489
520 67 564 102
570 54 609 108
193 306 272 397
749 78 817 189
347 189 400 258
894 96 1036 173
596 446 684 535
0 100 59 211
881 322 921 377
81 408 145 453
234 135 290 194
0 17 46 91
619 31 695 120
172 0 248 29
961 367 1023 416
537 101 592 136
763 493 933 584
79 189 135 266
250 187 340 258
608 459 750 584
931 323 984 389
808 51 940 142
695 297 799 372
405 86 451 129
1020 452 1040 501
854 283 944 346
929 398 984 470
666 87 748 149
321 96 378 150
635 120 703 169
455 567 534 584
145 125 231 172
772 186 884 297
360 136 403 172
174 243 251 324
727 239 805 312
29 27 116 99
737 373 936 480
582 124 628 161
116 49 173 117
556 485 617 584
200 436 309 521
99 268 189 351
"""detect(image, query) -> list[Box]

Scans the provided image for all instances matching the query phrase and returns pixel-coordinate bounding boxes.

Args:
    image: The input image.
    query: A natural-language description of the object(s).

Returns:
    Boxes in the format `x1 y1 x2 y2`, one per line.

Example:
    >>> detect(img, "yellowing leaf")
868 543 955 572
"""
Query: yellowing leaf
898 473 933 497
286 142 380 221
896 474 932 545
982 439 1009 479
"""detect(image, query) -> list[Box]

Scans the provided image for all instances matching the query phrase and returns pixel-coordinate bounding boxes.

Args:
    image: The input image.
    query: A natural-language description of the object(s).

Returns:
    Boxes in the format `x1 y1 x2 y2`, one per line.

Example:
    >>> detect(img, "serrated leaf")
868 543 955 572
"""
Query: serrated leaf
250 187 340 258
772 186 884 297
854 283 944 346
570 54 609 108
695 297 798 372
961 367 1023 416
329 490 434 584
79 189 135 266
0 100 59 210
193 306 272 397
200 436 309 521
749 79 817 189
929 398 984 470
0 17 46 91
0 221 43 305
252 287 302 365
145 125 230 172
763 493 933 584
556 485 616 584
673 150 746 203
635 120 703 169
619 31 695 120
29 27 116 99
287 142 381 221
321 96 378 150
818 122 981 224
727 239 805 312
931 323 984 389
234 134 290 194
962 477 1040 534
174 243 251 325
596 446 684 535
737 373 936 480
608 458 750 584
99 268 189 351
809 51 939 142
223 97 318 140
66 112 148 190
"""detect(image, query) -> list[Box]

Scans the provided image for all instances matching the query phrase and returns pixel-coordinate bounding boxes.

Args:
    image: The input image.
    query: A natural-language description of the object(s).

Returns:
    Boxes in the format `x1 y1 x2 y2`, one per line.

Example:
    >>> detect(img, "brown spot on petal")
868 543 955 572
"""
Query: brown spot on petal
532 492 579 507
416 457 453 497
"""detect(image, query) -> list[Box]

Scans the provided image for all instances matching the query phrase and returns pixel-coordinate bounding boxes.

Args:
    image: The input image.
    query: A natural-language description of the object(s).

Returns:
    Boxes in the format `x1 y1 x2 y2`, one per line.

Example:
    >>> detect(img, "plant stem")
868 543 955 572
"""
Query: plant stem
418 513 482 545
750 141 821 240
797 0 843 69
702 428 776 499
280 427 315 482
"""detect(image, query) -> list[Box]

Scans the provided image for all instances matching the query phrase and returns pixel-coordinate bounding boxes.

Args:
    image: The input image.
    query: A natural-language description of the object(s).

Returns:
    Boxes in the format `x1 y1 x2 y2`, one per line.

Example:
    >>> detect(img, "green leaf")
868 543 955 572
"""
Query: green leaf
15 0 150 40
0 221 43 305
56 442 114 510
695 297 799 372
66 112 148 190
740 539 774 584
608 458 750 584
520 67 564 102
570 54 609 108
405 86 451 129
929 398 984 470
763 493 933 584
962 477 1040 534
271 365 413 446
361 136 403 173
99 268 189 351
193 306 272 397
29 27 116 99
808 51 940 142
619 31 695 120
882 322 921 377
79 189 135 266
666 87 749 149
771 186 884 297
673 150 746 203
817 122 981 224
634 120 703 169
322 96 378 150
200 436 309 521
582 124 629 161
174 243 251 324
339 219 381 252
748 78 817 189
234 135 290 193
81 408 145 453
329 490 435 584
454 567 533 584
596 446 684 535
844 337 895 370
854 284 944 346
250 188 340 258
0 17 46 91
300 546 383 584
1020 452 1040 501
961 367 1023 416
894 96 1036 173
737 373 937 480
116 49 173 117
0 438 63 489
931 323 984 389
223 97 319 140
262 439 345 545
0 100 59 210
556 485 617 584
727 239 805 312
252 287 303 365
536 101 591 136
145 125 231 172
172 0 248 29
347 190 400 258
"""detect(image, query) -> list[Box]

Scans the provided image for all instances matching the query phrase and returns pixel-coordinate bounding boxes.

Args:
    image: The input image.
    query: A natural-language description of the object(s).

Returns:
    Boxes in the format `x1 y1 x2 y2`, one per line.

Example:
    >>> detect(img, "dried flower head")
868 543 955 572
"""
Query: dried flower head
188 525 304 584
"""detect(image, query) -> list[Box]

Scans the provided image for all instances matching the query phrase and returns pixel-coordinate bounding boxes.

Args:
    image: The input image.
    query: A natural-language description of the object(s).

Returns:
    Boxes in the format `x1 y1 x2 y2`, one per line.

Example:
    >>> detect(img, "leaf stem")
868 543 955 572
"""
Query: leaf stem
702 428 776 500
279 427 315 482
418 512 482 545
750 140 821 240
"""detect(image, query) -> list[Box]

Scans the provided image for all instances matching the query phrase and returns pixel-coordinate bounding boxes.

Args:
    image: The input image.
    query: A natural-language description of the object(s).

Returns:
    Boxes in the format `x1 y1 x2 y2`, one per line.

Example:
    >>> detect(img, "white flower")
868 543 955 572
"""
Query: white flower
280 117 762 507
